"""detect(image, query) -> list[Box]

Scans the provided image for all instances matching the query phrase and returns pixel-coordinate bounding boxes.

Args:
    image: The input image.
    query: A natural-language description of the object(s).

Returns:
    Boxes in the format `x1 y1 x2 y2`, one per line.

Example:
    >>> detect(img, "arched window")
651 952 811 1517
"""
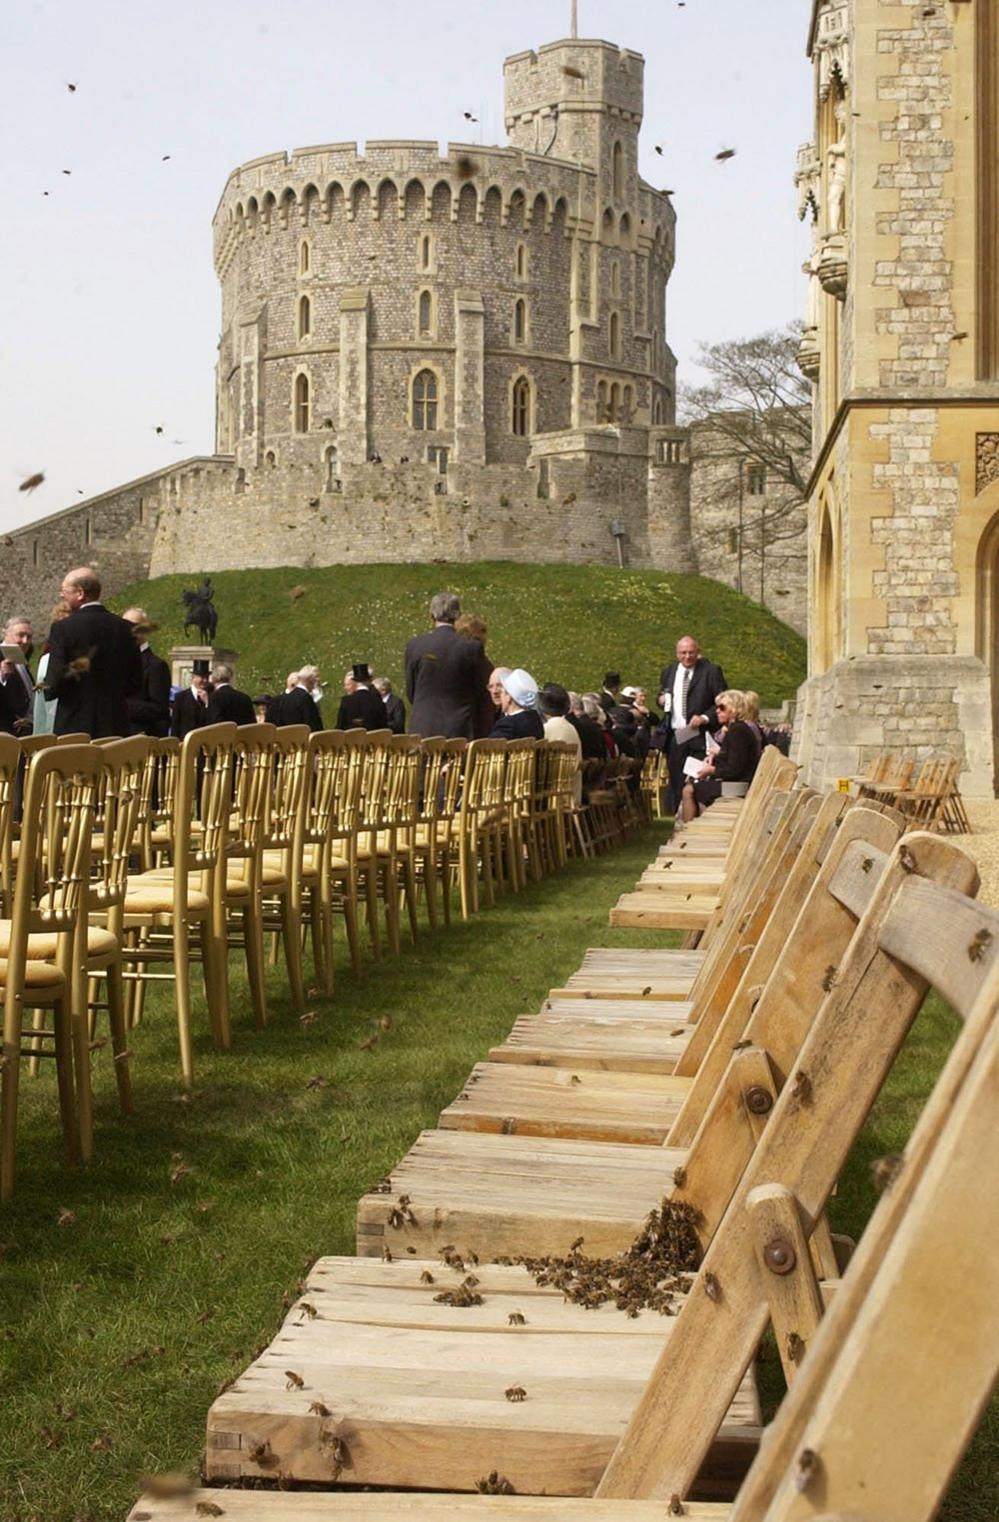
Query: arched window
418 289 433 337
324 445 339 491
653 396 664 425
298 294 311 340
609 311 620 359
516 242 527 279
610 260 620 298
596 380 608 422
511 375 531 436
419 233 432 270
612 140 624 201
622 384 634 420
299 240 310 276
609 382 620 422
294 373 310 433
514 298 527 344
265 449 276 469
412 369 438 430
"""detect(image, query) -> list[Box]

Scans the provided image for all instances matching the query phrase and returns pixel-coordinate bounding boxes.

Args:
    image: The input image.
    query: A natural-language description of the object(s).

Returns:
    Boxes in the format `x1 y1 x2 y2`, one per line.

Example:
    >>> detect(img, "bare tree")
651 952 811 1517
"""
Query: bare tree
679 325 811 618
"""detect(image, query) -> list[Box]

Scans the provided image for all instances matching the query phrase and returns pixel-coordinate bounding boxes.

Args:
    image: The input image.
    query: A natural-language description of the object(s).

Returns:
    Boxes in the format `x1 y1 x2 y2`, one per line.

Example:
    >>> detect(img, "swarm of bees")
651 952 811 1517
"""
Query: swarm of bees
476 1471 515 1495
514 1196 702 1318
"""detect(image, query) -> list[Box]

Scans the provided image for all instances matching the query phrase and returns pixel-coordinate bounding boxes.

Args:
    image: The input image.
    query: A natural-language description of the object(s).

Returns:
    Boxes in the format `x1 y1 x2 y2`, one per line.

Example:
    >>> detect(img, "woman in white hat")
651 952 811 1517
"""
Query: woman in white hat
490 667 544 740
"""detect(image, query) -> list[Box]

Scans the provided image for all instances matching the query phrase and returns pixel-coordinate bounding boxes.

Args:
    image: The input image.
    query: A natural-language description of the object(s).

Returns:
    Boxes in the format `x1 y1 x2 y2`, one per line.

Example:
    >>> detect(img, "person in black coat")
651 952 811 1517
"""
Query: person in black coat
122 609 171 737
337 664 388 731
1 616 36 733
405 592 491 739
43 567 142 738
681 690 761 822
490 667 545 740
0 676 20 736
171 661 213 739
207 663 257 727
266 673 322 731
658 635 727 814
372 676 405 733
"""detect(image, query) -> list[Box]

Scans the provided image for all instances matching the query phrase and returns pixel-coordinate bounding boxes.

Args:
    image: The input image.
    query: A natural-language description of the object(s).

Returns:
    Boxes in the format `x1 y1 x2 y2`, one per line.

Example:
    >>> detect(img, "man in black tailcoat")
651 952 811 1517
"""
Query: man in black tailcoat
172 660 213 739
405 592 491 739
122 608 171 737
337 663 389 731
207 662 257 727
44 567 142 738
266 672 322 731
658 634 727 814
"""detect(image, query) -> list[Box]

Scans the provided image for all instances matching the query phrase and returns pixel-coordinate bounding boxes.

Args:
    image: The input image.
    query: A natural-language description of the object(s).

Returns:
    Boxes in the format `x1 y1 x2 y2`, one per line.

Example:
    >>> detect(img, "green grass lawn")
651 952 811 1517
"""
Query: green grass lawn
0 826 994 1521
112 562 805 709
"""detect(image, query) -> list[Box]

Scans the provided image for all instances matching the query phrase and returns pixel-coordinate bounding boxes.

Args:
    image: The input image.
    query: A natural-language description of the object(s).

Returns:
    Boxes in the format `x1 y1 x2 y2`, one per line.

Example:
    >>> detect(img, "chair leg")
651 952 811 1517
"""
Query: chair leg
364 864 382 958
242 900 269 1029
1 999 23 1200
342 886 362 975
383 859 402 957
52 994 81 1171
440 846 453 926
206 894 232 1050
28 1007 46 1078
70 950 94 1166
105 963 133 1116
173 921 196 1088
421 849 438 931
402 856 420 942
279 893 306 1015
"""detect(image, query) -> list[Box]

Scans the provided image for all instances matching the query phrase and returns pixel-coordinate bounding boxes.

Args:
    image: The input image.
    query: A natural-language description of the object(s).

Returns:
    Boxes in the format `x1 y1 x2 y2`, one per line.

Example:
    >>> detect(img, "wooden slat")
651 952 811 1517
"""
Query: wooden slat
134 1495 732 1522
439 1064 692 1143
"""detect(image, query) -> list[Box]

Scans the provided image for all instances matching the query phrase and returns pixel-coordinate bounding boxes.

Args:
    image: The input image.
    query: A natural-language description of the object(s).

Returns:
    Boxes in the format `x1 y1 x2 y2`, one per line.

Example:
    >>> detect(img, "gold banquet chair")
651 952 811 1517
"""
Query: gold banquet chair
415 736 466 928
302 729 366 988
0 744 100 1199
118 723 236 1088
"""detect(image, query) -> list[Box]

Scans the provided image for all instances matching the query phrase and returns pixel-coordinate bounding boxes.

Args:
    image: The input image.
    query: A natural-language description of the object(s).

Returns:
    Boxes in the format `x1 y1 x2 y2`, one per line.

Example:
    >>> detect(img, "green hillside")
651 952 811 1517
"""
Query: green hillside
114 562 805 709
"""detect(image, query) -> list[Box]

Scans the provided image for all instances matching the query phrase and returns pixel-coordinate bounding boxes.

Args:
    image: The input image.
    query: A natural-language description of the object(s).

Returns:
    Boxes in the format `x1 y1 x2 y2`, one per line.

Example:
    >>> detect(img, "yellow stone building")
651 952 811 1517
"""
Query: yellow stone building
793 0 999 794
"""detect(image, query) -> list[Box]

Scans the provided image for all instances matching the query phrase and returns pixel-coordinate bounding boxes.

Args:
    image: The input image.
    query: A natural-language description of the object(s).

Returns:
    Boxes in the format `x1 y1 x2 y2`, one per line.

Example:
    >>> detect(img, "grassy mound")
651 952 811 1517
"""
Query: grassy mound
114 563 805 709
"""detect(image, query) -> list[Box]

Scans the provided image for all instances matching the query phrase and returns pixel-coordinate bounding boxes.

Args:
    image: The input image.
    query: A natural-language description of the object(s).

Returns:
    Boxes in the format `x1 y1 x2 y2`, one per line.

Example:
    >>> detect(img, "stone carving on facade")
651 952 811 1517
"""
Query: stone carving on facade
813 1 849 101
795 143 822 381
976 434 999 496
818 139 848 298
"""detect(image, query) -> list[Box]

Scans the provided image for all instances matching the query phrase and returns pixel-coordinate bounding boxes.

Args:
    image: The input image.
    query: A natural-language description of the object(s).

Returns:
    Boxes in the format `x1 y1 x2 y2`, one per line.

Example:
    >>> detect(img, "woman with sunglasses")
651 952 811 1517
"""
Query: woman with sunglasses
679 688 762 823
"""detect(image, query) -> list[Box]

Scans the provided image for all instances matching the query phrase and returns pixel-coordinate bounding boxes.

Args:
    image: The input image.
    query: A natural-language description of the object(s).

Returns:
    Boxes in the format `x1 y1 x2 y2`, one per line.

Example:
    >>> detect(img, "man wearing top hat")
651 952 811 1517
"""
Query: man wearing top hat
336 663 389 731
122 607 172 737
171 659 213 739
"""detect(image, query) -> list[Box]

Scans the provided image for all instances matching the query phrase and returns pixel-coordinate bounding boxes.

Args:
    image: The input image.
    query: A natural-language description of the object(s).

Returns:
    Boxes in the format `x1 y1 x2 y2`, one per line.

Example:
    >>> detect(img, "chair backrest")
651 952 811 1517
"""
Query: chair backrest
307 730 365 861
458 740 508 830
228 724 279 886
596 830 983 1502
0 734 20 914
55 732 91 745
172 725 237 903
384 735 422 832
91 736 151 917
267 725 312 865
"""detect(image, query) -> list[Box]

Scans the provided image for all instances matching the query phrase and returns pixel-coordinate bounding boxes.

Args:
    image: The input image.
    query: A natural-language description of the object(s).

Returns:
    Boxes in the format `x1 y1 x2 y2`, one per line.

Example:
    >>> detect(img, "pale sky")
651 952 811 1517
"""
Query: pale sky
1 0 812 534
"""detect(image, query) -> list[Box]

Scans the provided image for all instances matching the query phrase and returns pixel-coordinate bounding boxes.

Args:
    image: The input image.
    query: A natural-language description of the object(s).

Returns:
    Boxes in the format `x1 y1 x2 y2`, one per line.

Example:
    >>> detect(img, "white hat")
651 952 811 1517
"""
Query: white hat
501 668 539 710
620 686 639 698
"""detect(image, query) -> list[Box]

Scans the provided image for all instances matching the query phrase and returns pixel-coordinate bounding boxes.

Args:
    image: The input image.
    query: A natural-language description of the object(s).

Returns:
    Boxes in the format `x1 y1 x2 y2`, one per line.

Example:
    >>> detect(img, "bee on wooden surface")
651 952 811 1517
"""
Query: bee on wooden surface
387 1207 406 1229
671 1028 688 1038
467 1250 479 1266
790 1070 813 1105
195 1504 224 1517
668 1495 685 1516
419 1270 435 1284
381 1245 393 1263
968 927 993 962
285 1371 305 1390
371 1178 392 1194
703 1272 721 1303
298 1301 318 1320
504 1385 527 1402
309 1401 332 1418
792 1447 819 1493
785 1331 805 1364
248 1440 276 1468
476 1472 515 1495
570 1074 581 1085
462 1274 480 1289
494 1255 513 1266
434 1282 484 1307
507 1311 527 1326
568 1236 584 1253
672 1166 687 1188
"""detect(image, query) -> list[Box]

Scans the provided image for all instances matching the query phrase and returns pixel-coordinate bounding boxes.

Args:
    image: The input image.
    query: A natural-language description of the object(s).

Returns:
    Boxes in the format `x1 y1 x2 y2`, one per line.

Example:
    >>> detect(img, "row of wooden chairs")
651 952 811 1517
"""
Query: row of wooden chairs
855 748 972 832
174 752 998 1521
0 727 619 1198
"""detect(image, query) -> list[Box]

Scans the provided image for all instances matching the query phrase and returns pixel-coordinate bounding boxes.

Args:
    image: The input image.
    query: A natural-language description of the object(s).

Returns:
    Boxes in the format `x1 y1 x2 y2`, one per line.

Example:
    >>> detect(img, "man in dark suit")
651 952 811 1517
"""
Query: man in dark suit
1 616 36 733
373 676 405 733
122 608 171 737
171 660 212 739
266 672 322 731
207 662 256 726
600 670 621 715
658 634 727 814
337 663 388 731
405 592 491 739
43 567 142 738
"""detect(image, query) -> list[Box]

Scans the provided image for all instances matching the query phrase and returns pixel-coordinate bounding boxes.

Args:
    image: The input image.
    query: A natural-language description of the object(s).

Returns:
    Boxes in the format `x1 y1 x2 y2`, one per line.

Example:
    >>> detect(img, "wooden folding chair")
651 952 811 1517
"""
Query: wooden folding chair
204 831 984 1498
0 744 100 1198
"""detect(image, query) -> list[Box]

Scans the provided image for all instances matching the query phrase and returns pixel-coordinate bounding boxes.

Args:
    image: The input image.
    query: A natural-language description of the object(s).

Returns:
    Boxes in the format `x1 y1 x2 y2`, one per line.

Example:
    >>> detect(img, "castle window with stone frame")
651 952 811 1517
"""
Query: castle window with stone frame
294 372 310 433
412 368 439 430
324 444 339 490
622 384 634 421
597 379 609 422
299 239 311 277
610 260 620 299
516 242 528 280
298 294 311 340
612 140 624 202
609 382 620 422
419 232 434 273
511 374 532 437
609 311 621 359
417 288 434 338
653 396 664 425
513 298 528 345
745 461 766 496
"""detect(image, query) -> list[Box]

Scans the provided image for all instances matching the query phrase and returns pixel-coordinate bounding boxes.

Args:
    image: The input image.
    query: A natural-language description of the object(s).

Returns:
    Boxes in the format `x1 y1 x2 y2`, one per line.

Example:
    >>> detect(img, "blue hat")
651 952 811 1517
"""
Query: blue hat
501 667 538 710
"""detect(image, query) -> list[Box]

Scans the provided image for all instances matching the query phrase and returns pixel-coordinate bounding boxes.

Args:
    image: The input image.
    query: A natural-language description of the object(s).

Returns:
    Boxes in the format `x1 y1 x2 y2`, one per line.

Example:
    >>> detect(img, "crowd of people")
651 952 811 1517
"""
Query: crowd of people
0 573 787 819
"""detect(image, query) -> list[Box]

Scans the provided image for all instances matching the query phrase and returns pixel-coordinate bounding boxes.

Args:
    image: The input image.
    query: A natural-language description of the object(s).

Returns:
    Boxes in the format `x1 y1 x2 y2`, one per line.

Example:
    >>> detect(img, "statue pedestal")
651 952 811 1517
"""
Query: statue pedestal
170 645 239 689
818 232 848 299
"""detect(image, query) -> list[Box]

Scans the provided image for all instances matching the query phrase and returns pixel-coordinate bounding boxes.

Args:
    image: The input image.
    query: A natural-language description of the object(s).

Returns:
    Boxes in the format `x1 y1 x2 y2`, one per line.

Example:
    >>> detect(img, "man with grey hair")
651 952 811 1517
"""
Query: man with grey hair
372 676 405 734
0 615 35 733
404 590 490 738
207 662 256 726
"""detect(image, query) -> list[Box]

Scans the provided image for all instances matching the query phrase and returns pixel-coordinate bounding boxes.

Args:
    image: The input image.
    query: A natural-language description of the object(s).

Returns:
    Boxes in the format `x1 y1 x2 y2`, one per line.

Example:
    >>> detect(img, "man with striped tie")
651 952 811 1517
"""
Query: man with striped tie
657 634 727 817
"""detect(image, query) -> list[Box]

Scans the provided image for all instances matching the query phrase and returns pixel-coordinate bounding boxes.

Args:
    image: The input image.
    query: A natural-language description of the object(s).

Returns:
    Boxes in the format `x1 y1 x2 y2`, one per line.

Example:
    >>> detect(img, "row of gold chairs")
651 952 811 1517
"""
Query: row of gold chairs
0 725 625 1198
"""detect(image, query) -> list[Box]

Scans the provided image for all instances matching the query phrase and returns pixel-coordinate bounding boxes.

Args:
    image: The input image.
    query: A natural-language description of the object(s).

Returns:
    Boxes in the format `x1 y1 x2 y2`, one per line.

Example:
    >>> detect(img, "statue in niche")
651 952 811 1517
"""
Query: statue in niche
826 140 846 234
